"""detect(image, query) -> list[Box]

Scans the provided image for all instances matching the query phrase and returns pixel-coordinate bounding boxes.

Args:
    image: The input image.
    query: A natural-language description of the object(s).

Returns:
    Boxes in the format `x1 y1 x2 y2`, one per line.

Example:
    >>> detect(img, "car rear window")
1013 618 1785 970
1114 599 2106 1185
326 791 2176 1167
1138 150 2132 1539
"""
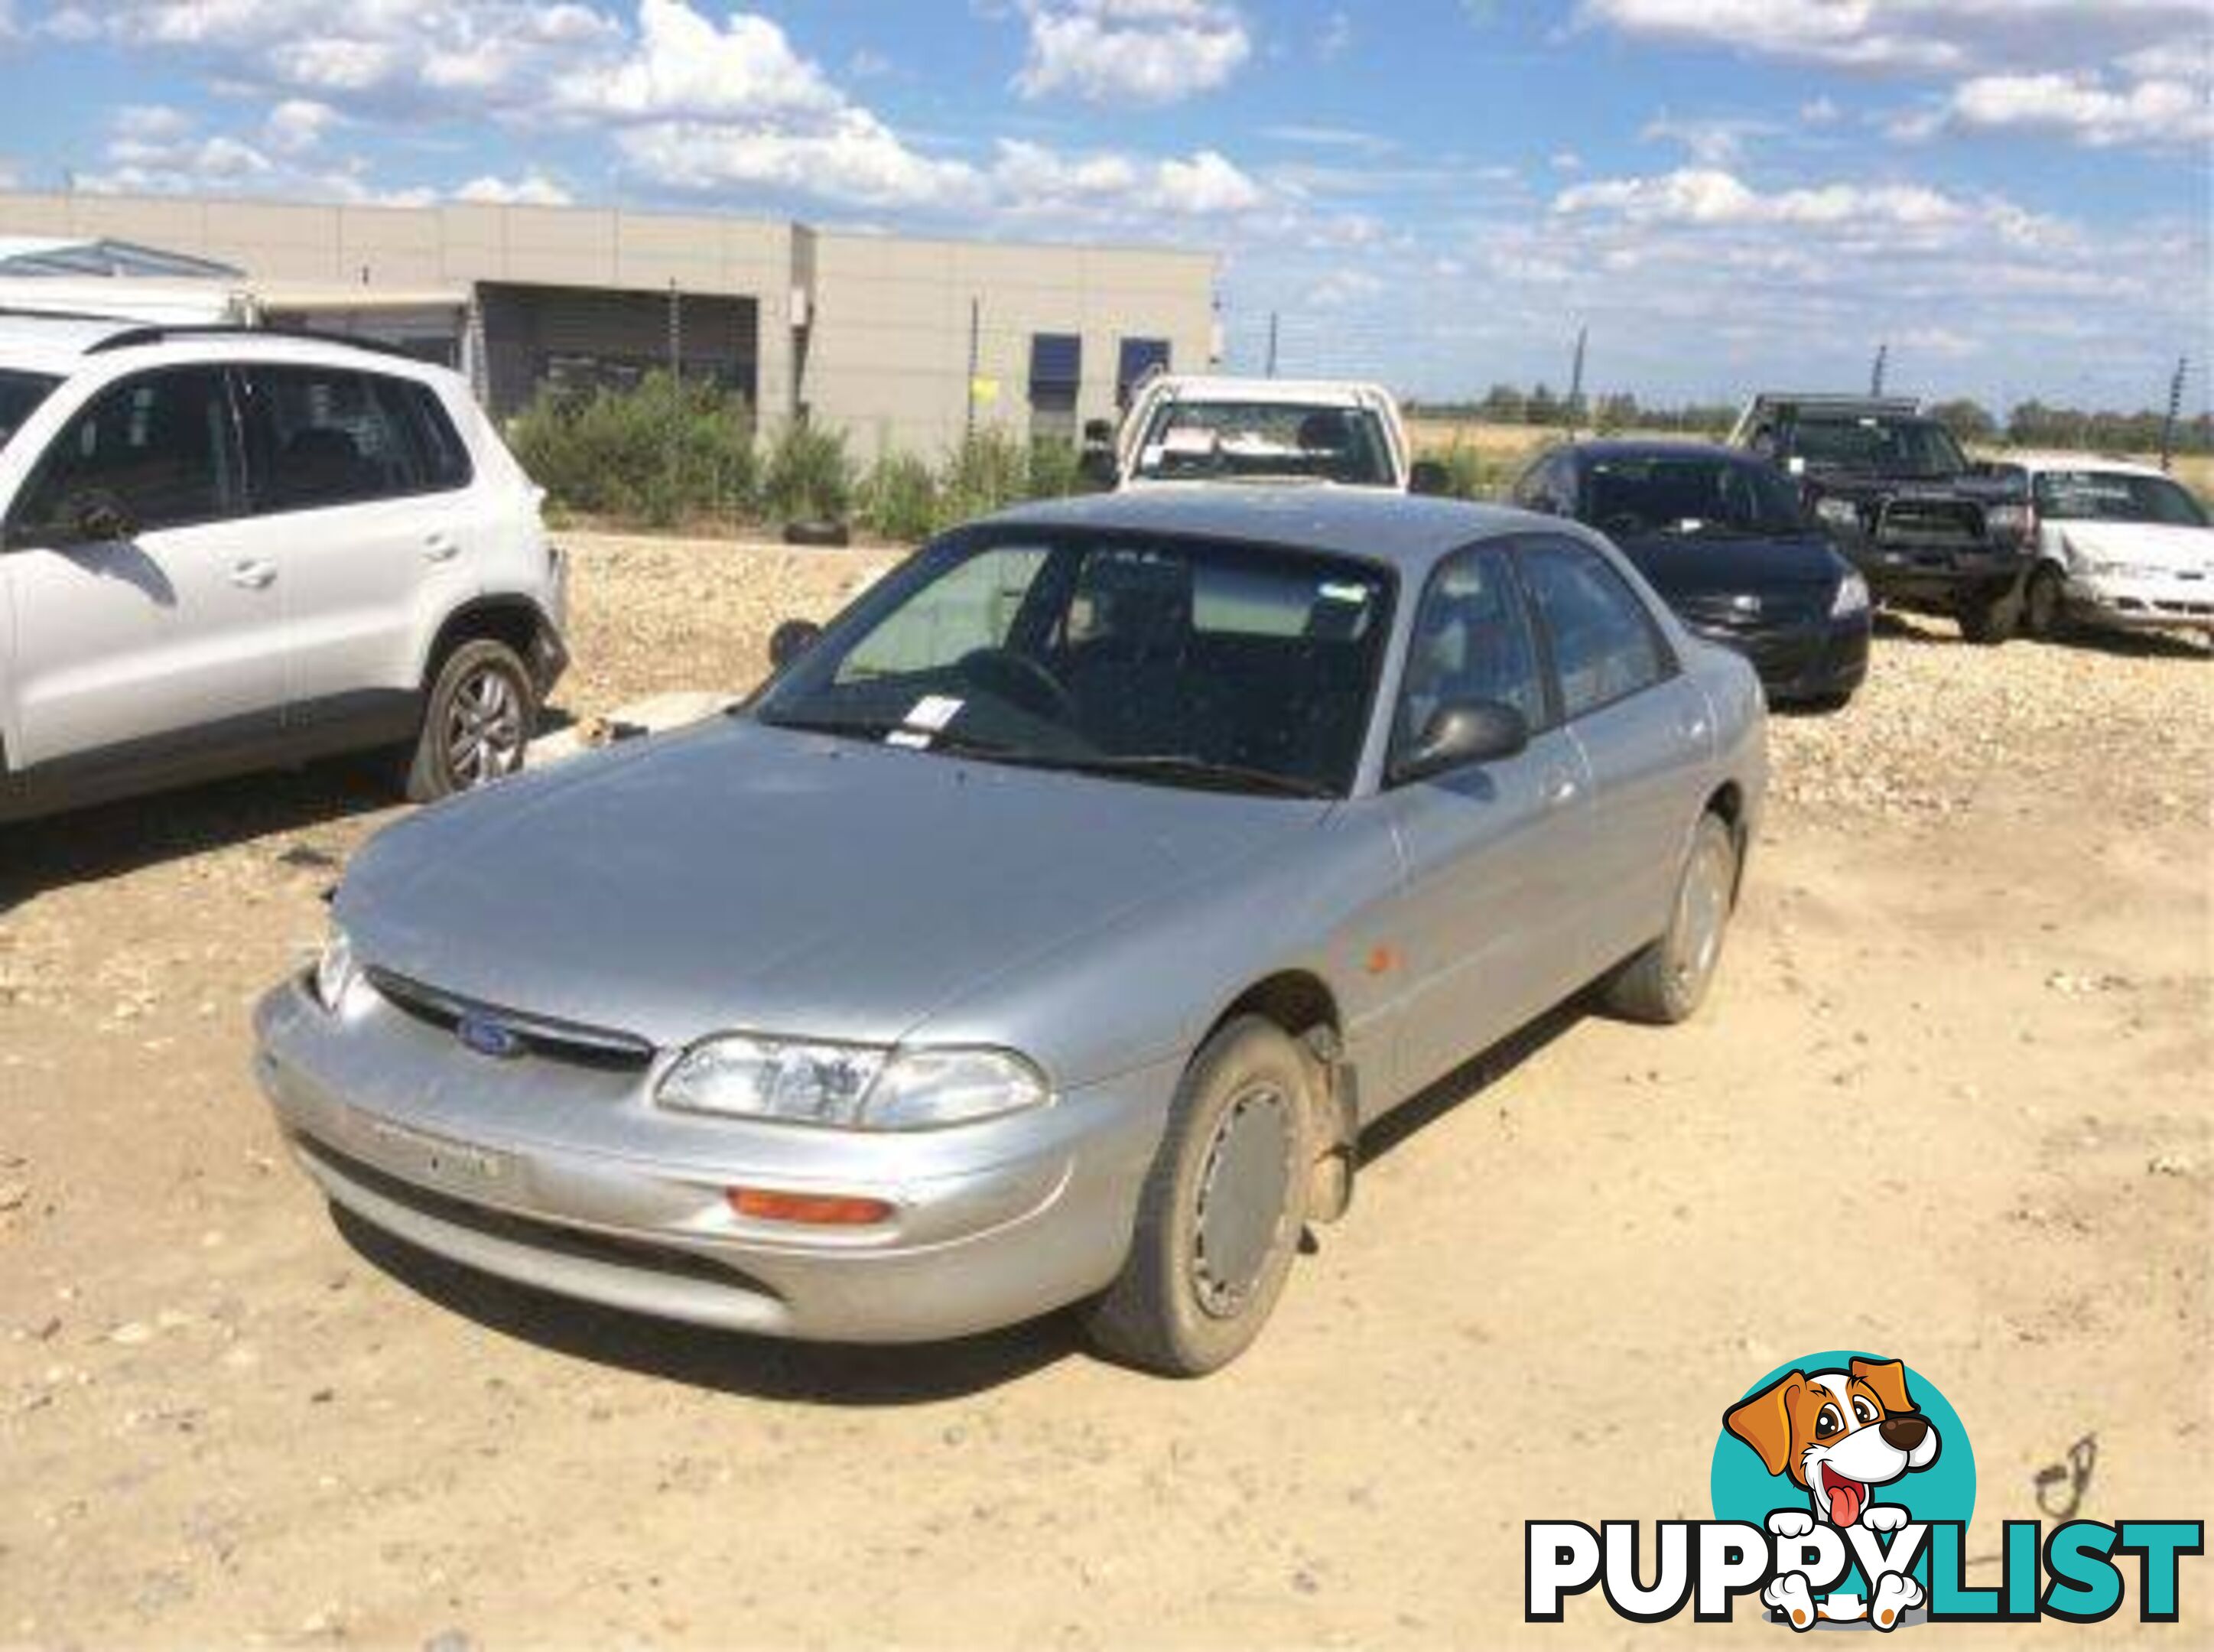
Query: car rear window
245 366 473 511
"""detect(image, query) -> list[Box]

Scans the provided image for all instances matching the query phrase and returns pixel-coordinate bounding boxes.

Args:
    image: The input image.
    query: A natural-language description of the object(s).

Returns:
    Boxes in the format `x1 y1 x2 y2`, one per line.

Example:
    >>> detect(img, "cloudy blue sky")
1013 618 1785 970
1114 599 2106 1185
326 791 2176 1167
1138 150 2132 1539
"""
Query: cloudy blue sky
0 1 2207 412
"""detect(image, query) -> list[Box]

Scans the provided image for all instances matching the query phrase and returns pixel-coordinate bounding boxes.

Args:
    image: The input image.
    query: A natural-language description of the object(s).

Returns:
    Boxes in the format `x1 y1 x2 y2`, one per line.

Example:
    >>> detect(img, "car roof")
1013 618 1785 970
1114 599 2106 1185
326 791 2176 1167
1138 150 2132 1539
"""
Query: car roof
0 311 450 382
1140 375 1390 408
1995 451 2173 478
1557 437 1753 466
980 485 1553 572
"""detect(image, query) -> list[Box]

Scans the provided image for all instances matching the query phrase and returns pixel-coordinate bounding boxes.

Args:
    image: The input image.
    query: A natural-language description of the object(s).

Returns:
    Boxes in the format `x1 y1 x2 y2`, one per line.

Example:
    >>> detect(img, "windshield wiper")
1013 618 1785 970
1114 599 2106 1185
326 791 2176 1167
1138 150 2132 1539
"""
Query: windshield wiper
1029 753 1335 799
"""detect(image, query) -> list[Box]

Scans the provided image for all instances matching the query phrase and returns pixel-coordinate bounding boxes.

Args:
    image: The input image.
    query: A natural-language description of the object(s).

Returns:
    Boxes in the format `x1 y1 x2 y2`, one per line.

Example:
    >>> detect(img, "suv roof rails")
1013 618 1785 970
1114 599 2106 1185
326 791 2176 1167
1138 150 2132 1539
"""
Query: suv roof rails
83 323 424 362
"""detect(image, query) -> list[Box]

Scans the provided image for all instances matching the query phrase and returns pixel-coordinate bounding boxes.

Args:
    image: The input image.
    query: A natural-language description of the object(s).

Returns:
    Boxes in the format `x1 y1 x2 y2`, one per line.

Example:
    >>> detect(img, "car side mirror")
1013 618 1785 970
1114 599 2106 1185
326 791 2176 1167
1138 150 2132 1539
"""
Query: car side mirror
768 618 822 671
1408 459 1451 497
36 491 138 546
1390 699 1529 785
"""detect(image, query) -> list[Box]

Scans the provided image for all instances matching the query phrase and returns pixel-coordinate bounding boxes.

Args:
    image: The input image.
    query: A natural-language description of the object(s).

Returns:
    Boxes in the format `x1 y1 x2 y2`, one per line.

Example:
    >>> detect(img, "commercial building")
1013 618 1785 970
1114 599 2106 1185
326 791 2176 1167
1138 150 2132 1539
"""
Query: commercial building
0 190 1220 458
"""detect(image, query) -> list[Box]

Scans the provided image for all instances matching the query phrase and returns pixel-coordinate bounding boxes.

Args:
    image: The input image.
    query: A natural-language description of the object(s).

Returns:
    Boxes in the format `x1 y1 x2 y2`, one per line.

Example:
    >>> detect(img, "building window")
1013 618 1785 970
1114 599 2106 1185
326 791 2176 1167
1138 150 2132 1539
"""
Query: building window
1117 337 1172 407
1029 332 1082 444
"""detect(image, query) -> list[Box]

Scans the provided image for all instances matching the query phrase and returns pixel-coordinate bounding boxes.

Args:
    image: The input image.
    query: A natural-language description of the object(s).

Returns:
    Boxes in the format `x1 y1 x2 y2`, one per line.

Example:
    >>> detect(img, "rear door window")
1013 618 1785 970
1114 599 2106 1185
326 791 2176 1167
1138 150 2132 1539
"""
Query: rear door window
11 366 242 535
1516 538 1672 718
243 366 463 512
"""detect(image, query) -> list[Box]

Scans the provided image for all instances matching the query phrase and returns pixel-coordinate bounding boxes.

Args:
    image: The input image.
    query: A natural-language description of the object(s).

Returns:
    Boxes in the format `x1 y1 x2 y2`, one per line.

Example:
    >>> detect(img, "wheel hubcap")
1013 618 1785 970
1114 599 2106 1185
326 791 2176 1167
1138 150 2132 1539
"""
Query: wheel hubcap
1666 837 1731 998
445 668 525 788
1190 1082 1296 1319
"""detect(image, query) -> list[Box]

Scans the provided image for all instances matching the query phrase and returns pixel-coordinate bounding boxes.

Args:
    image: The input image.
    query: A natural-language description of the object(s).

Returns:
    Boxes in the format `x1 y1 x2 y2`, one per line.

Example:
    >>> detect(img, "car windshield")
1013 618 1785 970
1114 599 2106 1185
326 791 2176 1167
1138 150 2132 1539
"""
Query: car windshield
1131 401 1396 486
0 369 60 457
1790 415 1967 478
753 527 1396 798
1583 454 1808 538
2033 469 2210 528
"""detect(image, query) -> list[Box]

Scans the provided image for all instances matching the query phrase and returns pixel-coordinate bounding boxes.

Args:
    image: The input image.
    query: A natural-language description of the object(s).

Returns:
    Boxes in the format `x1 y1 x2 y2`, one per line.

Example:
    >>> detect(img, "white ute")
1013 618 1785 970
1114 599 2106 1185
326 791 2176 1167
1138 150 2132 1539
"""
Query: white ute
1089 374 1434 493
0 317 567 823
1986 453 2214 639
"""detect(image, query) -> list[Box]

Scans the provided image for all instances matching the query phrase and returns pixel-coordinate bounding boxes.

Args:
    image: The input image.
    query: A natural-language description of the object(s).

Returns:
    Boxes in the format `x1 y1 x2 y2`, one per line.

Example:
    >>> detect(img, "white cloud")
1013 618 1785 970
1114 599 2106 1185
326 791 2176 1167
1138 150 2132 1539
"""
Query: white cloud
1577 0 2212 154
455 170 574 206
1908 69 2213 149
619 112 982 210
1013 0 1252 106
552 0 845 122
1555 166 1978 232
1639 112 1778 166
263 98 338 156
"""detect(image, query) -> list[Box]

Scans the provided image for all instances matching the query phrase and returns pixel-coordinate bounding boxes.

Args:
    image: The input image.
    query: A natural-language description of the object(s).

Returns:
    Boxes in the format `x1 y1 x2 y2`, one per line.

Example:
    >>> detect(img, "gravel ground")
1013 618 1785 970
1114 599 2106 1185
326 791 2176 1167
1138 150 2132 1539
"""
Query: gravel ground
1 529 2208 1649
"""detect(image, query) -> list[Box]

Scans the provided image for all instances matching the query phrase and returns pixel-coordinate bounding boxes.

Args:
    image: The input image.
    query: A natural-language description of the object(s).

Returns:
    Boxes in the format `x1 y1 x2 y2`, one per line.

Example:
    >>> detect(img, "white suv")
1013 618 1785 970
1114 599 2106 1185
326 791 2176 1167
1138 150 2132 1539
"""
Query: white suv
1087 375 1429 492
0 317 567 824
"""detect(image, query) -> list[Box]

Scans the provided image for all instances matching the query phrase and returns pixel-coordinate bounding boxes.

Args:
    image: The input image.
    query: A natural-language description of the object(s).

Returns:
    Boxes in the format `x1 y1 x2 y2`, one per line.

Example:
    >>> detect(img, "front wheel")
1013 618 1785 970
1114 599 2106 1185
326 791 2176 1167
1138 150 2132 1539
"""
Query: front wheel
404 639 537 803
1081 1016 1314 1376
1602 812 1739 1025
2021 565 2068 640
1956 585 2019 645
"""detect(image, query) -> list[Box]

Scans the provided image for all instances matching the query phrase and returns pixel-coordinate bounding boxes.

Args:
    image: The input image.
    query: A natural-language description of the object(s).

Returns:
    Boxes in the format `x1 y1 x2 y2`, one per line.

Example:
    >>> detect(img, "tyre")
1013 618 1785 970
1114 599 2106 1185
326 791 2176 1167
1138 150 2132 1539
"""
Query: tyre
404 638 537 804
1081 1016 1314 1376
1956 586 2018 645
2021 565 2068 640
782 519 851 548
1602 811 1739 1025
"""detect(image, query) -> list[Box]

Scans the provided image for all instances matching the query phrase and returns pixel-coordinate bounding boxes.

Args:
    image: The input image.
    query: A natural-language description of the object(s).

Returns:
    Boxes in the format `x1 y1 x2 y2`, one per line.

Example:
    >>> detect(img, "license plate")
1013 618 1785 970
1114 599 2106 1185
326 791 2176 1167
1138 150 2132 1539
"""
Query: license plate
357 1116 510 1192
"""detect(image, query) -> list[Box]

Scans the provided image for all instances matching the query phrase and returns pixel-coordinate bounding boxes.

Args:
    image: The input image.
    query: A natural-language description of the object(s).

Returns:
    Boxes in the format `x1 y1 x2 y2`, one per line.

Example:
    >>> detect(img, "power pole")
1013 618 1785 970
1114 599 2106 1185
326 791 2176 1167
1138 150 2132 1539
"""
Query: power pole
2160 356 2188 473
1265 311 1279 379
1870 343 1889 398
1566 324 1588 433
666 278 681 382
964 296 980 444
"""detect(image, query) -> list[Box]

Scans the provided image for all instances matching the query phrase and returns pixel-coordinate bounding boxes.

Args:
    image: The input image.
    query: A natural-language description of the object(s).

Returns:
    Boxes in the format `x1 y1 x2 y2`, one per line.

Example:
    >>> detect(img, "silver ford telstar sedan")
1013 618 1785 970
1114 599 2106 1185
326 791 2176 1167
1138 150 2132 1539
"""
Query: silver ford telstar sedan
254 488 1765 1374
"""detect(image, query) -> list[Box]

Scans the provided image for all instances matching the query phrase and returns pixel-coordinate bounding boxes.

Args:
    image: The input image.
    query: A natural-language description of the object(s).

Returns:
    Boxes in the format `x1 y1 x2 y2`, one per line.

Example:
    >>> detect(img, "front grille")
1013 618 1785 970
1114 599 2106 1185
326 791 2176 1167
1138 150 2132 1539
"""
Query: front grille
1676 590 1824 633
1876 499 1985 551
302 1133 774 1296
368 967 656 1072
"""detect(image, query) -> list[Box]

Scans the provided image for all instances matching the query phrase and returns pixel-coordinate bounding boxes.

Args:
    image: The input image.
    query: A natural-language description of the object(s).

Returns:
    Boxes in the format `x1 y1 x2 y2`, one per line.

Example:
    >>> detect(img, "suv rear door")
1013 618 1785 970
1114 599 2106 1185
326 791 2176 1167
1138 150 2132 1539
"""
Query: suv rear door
1 363 284 771
234 362 476 734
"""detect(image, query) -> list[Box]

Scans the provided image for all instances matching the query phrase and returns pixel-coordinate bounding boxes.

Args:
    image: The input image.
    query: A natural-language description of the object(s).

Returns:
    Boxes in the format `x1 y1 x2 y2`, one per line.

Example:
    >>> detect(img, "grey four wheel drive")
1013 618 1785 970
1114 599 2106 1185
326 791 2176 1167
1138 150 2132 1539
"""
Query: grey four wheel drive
255 487 1766 1375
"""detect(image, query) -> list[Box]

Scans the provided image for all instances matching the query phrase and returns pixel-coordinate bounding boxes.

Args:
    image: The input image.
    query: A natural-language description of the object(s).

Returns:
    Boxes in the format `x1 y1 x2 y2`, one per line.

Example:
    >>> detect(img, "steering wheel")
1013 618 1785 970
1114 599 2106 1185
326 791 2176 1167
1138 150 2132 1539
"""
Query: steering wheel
955 647 1077 723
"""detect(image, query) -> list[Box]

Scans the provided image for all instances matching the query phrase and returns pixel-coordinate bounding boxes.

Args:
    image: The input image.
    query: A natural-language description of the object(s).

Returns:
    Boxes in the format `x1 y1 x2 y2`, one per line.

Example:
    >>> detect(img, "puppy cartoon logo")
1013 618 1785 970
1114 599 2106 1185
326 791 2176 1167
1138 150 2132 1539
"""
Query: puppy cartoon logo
1725 1357 1943 1628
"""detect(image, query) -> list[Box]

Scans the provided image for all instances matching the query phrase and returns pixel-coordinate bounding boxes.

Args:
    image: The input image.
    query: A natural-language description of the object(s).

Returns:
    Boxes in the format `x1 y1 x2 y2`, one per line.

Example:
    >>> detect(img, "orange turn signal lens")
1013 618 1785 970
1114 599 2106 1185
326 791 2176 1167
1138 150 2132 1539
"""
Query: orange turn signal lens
727 1187 894 1227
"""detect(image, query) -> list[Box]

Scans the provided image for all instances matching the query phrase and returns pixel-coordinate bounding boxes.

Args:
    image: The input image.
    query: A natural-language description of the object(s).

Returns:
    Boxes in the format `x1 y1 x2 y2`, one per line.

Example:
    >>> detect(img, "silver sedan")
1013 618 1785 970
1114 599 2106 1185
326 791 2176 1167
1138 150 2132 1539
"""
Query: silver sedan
253 487 1766 1374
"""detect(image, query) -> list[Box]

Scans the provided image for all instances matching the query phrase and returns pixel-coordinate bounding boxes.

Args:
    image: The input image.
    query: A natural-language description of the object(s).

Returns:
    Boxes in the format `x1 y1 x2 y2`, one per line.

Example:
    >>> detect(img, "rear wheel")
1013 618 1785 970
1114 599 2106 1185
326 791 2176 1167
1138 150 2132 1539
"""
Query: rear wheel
1081 1016 1313 1376
404 639 536 803
1957 585 2018 645
2021 565 2068 640
1603 812 1738 1025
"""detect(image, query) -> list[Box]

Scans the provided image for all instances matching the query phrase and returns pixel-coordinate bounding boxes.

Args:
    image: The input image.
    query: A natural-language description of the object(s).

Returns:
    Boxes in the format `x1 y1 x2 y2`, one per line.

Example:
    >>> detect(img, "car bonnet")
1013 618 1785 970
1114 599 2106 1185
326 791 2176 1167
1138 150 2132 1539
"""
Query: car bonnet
336 716 1331 1052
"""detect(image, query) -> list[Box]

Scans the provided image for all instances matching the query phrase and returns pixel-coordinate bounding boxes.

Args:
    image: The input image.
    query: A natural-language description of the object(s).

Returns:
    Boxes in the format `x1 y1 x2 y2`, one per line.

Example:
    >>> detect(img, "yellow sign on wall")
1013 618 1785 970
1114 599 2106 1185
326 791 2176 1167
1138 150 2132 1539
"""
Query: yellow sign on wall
970 376 1001 405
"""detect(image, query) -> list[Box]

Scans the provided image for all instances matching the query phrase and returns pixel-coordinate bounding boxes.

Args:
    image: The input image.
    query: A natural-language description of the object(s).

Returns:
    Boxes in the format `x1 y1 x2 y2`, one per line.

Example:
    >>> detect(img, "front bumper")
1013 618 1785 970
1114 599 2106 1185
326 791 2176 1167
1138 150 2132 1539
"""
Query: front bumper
1846 544 2026 610
2063 573 2214 633
1686 616 1869 706
252 980 1173 1342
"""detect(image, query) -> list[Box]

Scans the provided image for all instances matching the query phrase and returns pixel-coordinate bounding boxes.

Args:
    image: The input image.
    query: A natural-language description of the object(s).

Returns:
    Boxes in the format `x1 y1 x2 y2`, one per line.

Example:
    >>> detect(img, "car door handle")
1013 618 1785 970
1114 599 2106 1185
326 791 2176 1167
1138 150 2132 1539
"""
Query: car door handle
229 560 278 590
423 533 460 562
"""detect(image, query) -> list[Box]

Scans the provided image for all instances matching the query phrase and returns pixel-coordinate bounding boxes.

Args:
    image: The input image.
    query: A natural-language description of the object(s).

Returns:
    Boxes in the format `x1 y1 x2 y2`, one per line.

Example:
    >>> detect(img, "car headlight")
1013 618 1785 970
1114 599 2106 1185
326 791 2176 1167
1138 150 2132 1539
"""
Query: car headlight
656 1036 1048 1130
1984 502 2031 540
1830 569 1871 618
313 925 358 1013
1813 497 1860 531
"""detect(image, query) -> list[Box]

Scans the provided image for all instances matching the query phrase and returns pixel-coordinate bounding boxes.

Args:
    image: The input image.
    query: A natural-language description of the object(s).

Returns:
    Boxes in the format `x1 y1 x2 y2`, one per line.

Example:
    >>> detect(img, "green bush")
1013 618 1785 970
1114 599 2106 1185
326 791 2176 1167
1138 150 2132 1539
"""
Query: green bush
762 421 856 524
509 372 754 528
1415 443 1504 501
859 452 940 542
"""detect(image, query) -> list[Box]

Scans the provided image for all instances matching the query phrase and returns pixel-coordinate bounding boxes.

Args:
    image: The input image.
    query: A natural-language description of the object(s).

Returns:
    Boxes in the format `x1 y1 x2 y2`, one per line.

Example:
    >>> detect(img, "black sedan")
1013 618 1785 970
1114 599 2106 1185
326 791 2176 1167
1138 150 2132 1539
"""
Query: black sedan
1512 440 1870 708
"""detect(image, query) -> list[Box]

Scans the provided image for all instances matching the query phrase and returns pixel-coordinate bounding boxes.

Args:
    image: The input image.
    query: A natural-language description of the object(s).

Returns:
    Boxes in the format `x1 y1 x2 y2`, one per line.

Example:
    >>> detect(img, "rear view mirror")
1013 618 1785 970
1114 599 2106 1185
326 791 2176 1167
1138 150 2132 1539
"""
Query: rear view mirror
768 618 822 671
1408 459 1452 497
1390 699 1530 785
